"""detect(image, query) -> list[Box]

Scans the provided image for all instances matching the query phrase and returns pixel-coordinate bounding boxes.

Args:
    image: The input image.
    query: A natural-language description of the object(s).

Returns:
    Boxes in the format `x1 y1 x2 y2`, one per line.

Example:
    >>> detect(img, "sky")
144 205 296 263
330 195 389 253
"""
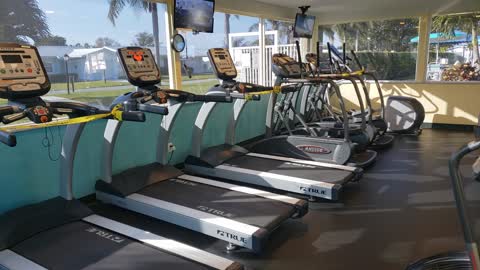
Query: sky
37 0 259 53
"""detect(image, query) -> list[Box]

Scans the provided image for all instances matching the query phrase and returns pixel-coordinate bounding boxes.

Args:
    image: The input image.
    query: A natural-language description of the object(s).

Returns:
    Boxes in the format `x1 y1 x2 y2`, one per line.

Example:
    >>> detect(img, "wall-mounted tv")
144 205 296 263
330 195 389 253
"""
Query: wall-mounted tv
293 13 316 38
174 0 215 33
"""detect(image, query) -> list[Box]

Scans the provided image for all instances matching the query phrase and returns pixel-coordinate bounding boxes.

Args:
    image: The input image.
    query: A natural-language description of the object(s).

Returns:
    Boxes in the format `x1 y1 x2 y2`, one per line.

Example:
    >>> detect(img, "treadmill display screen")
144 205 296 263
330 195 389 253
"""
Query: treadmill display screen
2 54 23 64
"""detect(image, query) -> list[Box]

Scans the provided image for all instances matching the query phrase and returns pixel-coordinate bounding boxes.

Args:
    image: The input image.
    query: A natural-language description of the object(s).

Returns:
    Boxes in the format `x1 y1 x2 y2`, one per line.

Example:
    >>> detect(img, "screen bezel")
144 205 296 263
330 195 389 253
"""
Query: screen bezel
293 13 316 39
174 0 215 33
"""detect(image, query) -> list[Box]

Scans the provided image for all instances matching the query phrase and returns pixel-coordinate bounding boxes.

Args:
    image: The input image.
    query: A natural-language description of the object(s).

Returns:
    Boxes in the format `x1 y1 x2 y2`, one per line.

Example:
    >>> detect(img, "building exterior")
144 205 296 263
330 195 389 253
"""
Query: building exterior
36 46 168 82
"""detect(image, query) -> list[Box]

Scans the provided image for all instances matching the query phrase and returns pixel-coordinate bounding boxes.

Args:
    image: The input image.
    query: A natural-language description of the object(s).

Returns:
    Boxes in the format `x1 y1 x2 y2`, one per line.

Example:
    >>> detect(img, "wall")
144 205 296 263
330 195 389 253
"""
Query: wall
338 82 480 126
0 99 270 214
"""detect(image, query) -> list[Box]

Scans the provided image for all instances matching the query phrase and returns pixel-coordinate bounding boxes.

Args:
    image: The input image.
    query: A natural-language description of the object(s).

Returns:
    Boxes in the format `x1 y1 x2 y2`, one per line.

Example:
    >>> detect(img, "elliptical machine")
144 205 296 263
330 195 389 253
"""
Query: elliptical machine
325 42 395 149
328 43 424 136
406 141 480 270
250 41 377 167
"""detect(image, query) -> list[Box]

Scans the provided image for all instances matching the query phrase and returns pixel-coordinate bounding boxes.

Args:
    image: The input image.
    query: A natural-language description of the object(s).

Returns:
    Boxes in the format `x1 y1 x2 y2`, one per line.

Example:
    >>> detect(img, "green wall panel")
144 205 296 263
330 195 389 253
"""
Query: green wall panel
0 99 271 214
0 127 65 213
168 102 202 165
112 113 164 174
202 103 233 149
235 96 270 143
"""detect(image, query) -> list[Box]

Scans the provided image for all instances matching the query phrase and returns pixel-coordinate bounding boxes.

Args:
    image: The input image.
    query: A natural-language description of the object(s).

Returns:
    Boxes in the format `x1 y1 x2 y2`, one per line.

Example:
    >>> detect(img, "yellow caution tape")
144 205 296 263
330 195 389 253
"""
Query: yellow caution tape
244 86 282 101
0 104 124 133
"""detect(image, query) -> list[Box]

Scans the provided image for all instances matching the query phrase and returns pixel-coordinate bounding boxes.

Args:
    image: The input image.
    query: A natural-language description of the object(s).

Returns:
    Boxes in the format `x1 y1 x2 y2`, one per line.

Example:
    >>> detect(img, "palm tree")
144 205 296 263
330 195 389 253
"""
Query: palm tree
432 12 480 64
0 0 50 43
247 20 294 46
108 0 161 61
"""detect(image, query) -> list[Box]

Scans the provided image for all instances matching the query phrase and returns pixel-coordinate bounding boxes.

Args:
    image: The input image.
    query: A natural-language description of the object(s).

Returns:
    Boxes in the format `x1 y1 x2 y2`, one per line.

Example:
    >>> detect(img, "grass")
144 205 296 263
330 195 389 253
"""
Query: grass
49 74 216 91
47 81 213 105
50 80 130 91
0 81 215 107
161 74 216 82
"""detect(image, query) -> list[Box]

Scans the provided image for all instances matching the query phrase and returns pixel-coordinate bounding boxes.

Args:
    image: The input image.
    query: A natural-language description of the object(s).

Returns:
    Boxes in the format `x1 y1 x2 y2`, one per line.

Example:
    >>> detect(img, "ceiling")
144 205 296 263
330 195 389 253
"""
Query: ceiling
256 0 480 24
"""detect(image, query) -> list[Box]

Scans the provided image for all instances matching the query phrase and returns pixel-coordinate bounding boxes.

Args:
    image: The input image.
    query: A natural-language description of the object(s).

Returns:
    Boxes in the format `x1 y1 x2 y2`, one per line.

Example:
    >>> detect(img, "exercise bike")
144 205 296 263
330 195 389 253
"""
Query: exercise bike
406 141 480 270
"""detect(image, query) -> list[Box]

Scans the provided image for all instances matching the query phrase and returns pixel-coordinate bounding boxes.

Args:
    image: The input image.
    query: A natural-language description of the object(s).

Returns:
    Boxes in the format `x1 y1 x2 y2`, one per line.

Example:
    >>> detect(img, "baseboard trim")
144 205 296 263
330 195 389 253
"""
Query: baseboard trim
422 123 475 131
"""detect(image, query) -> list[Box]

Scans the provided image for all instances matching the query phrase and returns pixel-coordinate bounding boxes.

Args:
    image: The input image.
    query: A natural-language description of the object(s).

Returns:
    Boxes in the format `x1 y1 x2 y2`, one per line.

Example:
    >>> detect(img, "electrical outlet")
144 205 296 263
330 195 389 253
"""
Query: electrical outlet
167 143 176 153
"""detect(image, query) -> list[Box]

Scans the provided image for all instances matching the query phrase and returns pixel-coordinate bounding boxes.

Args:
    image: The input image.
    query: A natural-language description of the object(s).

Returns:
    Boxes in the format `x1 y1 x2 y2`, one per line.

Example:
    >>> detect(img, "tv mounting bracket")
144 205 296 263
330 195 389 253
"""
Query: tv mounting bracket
298 6 310 15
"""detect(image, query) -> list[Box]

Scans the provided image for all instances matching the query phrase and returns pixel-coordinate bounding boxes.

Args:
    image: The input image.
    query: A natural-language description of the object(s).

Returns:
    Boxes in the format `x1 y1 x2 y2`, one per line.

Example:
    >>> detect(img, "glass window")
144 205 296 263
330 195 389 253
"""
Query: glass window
426 12 480 81
179 13 260 93
319 18 419 80
0 0 170 107
264 19 296 86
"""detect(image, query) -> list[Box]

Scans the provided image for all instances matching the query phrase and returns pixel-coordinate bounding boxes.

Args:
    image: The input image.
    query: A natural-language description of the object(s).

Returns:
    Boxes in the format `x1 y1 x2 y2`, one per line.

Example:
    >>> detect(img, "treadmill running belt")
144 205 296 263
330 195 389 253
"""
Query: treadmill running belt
225 156 353 183
12 221 212 270
138 178 295 230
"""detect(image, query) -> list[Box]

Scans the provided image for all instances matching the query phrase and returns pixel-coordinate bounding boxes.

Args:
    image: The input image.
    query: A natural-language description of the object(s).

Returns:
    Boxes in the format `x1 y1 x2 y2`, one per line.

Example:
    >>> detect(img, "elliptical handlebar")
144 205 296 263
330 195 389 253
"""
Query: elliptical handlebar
473 156 480 181
350 50 364 71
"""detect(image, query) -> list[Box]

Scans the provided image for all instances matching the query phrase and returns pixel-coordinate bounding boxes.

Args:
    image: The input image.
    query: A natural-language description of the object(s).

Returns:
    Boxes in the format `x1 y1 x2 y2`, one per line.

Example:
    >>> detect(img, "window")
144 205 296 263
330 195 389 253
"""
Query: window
0 0 170 107
44 62 53 73
319 18 419 80
179 13 260 93
264 19 296 86
426 12 480 82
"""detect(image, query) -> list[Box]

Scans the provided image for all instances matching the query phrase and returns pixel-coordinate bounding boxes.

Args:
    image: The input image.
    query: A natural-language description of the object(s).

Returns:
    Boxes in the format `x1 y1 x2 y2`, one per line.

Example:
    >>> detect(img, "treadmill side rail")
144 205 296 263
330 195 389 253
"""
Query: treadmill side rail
84 215 242 270
0 250 47 270
185 164 342 201
178 174 309 216
246 152 362 174
95 192 268 252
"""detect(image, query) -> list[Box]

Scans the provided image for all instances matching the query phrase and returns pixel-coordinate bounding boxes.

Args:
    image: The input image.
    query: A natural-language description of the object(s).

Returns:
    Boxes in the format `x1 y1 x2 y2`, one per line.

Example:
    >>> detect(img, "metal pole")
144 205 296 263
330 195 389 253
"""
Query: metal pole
65 60 70 94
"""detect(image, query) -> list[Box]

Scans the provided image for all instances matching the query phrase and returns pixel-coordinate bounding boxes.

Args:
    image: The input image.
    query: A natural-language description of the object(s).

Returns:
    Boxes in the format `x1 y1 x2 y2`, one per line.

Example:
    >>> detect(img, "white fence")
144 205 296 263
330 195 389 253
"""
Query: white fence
230 44 297 86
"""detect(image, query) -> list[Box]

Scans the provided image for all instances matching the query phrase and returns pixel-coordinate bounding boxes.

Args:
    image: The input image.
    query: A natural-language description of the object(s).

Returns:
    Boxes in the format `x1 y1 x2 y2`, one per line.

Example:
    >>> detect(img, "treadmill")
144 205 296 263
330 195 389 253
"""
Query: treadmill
184 48 363 202
95 47 308 253
0 43 241 270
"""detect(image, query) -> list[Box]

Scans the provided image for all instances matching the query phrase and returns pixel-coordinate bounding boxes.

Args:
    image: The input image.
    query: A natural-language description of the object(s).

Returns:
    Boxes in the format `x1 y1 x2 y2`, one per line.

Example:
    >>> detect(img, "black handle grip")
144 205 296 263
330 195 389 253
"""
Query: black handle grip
121 111 146 122
2 112 27 124
0 106 15 117
0 130 16 147
194 95 232 103
295 40 302 64
281 85 299 93
138 104 169 115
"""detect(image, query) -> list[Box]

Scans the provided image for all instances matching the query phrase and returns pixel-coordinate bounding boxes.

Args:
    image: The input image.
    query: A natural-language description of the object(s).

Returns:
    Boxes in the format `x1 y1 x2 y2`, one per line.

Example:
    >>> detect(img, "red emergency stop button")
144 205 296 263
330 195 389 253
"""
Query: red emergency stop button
40 115 49 123
27 68 33 73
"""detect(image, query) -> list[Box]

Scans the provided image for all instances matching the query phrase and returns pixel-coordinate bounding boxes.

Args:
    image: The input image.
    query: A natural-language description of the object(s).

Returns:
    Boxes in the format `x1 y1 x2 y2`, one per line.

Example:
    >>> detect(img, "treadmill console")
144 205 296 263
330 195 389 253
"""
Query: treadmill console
117 47 160 86
0 43 50 99
208 48 237 81
272 54 303 79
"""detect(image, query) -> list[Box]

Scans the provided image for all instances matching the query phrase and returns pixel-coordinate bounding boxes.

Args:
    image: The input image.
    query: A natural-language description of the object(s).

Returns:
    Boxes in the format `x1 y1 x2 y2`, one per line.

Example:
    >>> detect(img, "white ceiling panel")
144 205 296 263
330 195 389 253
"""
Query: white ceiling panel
255 0 480 24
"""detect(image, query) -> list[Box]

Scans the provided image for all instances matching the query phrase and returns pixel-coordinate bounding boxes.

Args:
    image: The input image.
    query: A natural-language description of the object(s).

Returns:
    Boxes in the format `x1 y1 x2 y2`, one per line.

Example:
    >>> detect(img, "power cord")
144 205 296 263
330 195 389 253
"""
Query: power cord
42 126 62 161
168 150 175 165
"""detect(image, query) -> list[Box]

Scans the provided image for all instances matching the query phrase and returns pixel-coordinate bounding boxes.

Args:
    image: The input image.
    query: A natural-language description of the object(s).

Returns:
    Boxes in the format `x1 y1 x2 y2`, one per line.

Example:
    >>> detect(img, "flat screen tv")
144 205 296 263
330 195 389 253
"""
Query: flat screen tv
293 13 316 38
174 0 215 33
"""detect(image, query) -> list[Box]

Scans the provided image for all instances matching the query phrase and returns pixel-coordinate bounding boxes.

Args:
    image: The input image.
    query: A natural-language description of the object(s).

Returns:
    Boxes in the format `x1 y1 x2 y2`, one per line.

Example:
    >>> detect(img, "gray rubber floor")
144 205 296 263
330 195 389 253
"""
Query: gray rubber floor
91 129 480 270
